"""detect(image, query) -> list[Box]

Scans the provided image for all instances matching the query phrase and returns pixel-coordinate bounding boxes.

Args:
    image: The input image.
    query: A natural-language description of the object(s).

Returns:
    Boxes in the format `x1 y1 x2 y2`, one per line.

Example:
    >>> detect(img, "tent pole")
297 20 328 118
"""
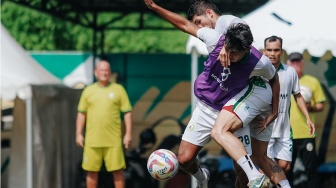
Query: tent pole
92 11 98 82
191 47 198 111
26 97 33 188
191 47 198 188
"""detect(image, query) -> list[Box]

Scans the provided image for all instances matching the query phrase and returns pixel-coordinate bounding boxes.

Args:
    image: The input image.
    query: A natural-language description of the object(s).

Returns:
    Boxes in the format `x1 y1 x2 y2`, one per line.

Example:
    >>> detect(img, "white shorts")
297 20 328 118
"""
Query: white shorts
223 77 273 126
234 126 252 155
231 78 274 154
267 137 293 162
182 100 218 147
182 100 255 153
183 77 273 148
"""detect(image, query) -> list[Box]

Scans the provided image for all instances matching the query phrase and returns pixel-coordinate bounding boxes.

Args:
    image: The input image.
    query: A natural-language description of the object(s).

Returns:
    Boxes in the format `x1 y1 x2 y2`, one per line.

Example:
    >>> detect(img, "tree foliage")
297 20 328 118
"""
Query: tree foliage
1 2 188 53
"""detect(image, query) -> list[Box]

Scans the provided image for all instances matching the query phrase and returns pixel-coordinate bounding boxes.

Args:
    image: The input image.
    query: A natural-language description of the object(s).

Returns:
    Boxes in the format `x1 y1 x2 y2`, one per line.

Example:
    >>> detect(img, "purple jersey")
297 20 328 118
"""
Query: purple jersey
194 35 262 111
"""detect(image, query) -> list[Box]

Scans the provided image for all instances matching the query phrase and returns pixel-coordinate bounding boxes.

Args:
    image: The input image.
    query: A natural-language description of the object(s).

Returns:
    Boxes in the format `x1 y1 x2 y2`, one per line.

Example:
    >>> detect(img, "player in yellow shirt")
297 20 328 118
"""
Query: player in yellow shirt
288 52 326 188
76 60 132 188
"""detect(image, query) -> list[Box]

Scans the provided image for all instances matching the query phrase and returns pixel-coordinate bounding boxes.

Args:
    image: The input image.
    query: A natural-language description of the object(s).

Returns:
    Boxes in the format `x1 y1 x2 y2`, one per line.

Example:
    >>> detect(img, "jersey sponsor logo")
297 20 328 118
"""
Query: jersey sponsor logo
280 93 288 99
211 67 231 91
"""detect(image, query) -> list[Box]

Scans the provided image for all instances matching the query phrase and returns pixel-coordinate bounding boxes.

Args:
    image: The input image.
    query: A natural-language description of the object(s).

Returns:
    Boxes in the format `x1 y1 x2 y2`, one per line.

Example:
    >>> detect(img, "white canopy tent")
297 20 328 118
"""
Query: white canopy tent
0 24 61 100
186 0 336 57
1 23 61 188
62 56 95 88
243 0 336 57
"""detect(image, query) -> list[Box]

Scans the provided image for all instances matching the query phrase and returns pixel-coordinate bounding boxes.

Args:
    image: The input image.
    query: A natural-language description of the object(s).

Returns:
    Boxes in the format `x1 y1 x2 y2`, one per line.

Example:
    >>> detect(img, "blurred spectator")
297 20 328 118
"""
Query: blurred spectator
288 52 326 188
75 60 133 188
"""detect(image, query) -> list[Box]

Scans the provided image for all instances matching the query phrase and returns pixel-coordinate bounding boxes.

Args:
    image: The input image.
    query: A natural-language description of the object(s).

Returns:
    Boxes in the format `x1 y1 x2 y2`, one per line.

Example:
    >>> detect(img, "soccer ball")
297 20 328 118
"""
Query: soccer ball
300 86 312 103
147 149 179 180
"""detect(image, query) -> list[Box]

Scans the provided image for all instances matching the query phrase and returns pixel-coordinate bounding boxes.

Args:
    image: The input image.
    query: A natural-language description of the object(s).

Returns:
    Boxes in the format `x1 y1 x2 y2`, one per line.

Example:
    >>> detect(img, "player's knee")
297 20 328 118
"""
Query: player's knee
210 129 218 140
177 152 194 169
210 127 225 141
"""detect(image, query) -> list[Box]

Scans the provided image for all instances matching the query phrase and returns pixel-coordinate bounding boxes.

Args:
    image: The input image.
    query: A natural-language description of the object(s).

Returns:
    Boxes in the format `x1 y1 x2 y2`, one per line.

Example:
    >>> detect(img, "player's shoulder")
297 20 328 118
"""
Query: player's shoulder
80 83 97 96
256 55 275 71
259 55 271 65
83 83 96 91
109 82 126 90
303 74 320 83
197 27 222 50
198 27 220 36
218 15 237 22
282 64 296 73
304 74 318 80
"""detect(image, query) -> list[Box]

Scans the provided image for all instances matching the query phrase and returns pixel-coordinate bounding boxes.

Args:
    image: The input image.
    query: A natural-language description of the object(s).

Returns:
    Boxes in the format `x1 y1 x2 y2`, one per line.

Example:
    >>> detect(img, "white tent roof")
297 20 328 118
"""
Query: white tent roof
186 35 208 55
63 56 96 87
186 0 336 56
0 24 61 100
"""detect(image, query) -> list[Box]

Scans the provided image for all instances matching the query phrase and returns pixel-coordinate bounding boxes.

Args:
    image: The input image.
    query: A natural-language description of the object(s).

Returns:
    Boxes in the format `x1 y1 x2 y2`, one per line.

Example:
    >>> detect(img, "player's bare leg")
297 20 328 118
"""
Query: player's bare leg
178 140 209 187
276 159 291 173
211 110 268 186
113 169 125 188
251 137 290 187
86 171 98 188
233 162 248 188
232 137 290 187
178 140 203 174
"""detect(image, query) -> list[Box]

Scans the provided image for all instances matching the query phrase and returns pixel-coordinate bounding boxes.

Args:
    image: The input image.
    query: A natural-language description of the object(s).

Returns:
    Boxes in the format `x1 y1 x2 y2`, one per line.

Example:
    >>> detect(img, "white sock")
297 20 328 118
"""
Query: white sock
277 180 291 188
193 168 206 183
237 155 262 181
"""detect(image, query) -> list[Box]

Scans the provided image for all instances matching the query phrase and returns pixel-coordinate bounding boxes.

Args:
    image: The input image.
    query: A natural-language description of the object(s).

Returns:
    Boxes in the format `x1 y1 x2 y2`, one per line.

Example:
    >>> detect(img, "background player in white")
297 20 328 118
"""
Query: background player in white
144 0 288 187
264 36 313 175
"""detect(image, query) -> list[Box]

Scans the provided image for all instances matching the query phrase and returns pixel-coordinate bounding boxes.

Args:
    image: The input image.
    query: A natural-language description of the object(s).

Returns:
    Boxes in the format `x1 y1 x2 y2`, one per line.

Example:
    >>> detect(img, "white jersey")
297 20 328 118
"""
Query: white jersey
215 15 247 34
196 27 275 81
271 63 300 138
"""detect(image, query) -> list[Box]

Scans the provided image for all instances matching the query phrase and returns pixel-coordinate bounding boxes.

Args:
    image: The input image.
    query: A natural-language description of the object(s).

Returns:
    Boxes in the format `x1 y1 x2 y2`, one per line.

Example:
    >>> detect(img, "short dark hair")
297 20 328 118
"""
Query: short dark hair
224 23 253 52
264 35 283 49
187 0 220 21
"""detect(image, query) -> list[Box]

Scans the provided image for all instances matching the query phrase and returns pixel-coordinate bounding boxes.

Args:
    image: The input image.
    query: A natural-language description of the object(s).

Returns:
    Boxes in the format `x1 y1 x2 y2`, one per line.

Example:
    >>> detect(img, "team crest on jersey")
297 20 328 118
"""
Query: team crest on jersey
220 67 231 90
221 67 231 82
109 92 115 99
187 124 195 131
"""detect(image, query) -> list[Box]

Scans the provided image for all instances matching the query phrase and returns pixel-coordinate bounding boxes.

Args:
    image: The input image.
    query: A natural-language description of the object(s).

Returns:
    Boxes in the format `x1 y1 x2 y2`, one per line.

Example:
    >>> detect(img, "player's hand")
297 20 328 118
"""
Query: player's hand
253 114 276 134
144 0 156 9
217 46 230 68
307 118 315 136
123 133 132 150
76 134 84 148
251 115 266 133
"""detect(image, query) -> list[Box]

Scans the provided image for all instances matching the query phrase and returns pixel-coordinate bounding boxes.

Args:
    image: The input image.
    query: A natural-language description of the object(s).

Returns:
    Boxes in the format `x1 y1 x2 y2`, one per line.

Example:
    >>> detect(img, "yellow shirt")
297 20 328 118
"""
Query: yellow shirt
78 82 132 147
290 75 326 139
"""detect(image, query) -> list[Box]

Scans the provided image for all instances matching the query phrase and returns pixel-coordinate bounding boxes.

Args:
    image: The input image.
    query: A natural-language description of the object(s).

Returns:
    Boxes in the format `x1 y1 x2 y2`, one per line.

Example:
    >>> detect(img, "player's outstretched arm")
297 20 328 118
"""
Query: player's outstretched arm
144 0 199 36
